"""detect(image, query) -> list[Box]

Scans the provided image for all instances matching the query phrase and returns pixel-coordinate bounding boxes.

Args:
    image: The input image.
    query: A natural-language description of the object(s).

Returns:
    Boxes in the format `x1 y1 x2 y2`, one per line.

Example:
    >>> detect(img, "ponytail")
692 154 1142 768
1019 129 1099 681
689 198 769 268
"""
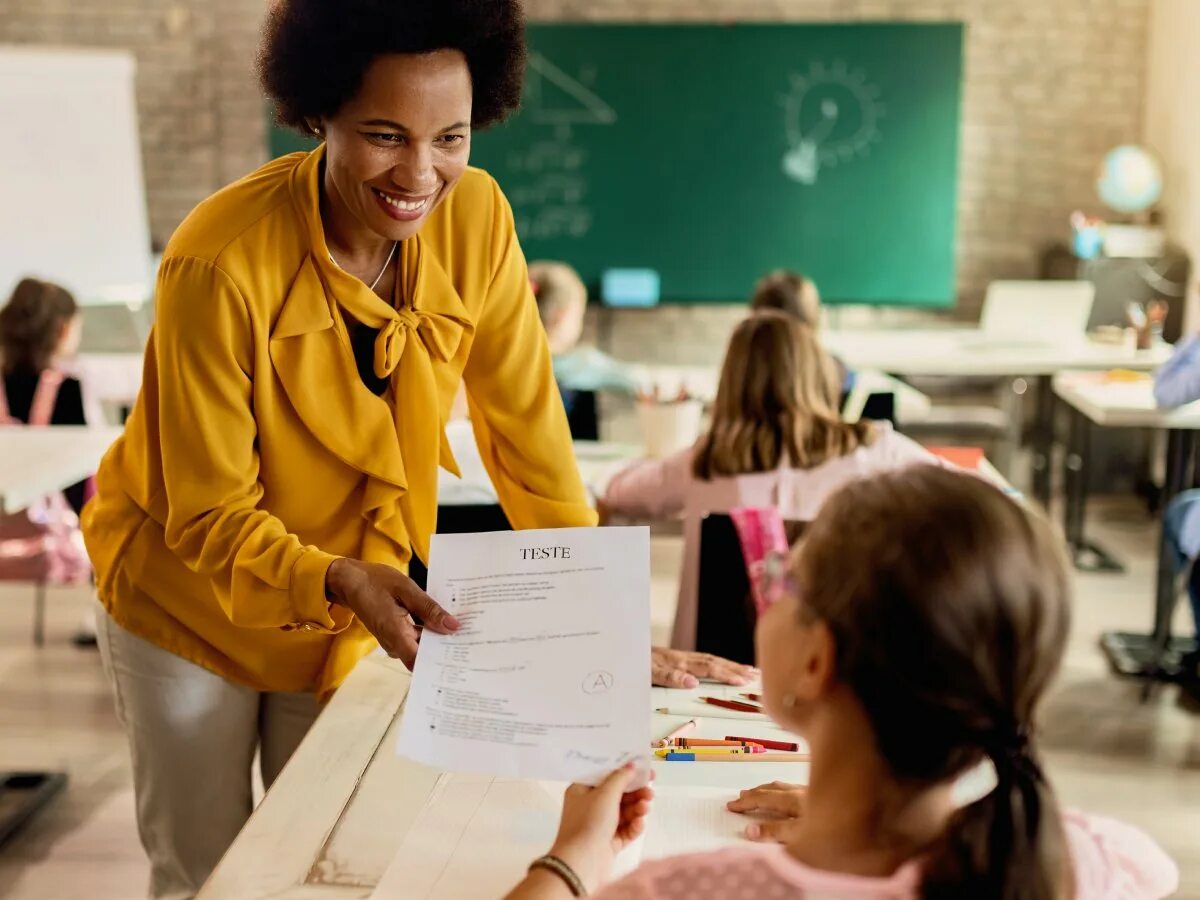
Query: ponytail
923 736 1070 900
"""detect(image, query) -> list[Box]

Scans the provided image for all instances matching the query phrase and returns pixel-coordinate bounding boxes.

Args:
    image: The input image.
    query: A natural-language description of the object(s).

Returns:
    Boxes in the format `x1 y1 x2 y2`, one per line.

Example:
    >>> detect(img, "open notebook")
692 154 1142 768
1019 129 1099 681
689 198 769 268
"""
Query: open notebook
370 776 744 899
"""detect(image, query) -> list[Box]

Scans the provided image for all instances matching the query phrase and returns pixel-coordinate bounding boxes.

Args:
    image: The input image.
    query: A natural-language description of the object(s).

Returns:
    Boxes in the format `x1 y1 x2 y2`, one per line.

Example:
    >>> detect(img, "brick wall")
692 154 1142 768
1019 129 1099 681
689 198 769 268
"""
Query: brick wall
1 0 1151 362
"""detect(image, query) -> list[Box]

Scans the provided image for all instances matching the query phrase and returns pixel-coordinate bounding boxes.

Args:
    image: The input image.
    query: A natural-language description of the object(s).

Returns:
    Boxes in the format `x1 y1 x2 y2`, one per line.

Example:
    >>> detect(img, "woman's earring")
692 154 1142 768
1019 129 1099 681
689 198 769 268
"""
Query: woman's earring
782 694 797 708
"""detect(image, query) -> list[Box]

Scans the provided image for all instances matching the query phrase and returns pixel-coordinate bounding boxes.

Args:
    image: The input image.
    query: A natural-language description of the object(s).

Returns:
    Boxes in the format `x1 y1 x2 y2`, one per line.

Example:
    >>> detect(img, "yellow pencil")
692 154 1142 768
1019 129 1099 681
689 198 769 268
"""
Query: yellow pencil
660 751 810 762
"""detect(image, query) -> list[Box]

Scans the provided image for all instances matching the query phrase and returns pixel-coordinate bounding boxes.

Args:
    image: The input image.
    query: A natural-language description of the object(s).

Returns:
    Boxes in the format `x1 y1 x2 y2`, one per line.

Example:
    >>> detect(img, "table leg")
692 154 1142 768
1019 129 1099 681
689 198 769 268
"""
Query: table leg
1100 428 1200 683
1063 408 1125 573
1031 375 1055 508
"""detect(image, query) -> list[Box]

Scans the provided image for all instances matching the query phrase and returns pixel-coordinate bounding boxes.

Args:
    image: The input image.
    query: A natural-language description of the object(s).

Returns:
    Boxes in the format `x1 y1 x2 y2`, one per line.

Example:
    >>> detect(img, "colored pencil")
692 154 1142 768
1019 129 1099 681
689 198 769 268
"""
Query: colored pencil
672 738 759 749
656 707 763 721
740 692 763 702
701 697 763 713
654 747 762 757
724 735 801 752
661 751 809 762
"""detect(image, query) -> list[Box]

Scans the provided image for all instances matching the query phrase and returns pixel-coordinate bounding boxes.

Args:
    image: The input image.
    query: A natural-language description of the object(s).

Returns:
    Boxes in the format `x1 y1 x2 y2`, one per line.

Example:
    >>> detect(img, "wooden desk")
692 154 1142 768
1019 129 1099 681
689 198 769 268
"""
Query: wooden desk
0 425 122 514
199 659 804 900
1052 372 1200 684
630 363 931 426
824 329 1171 506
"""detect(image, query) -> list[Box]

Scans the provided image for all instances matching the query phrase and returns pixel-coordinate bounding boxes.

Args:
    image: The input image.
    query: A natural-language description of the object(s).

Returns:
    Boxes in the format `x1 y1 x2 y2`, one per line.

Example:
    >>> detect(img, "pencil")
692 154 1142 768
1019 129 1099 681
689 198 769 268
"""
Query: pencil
652 718 697 748
673 738 759 748
656 707 764 721
654 747 762 757
724 735 801 751
701 697 763 713
660 751 809 762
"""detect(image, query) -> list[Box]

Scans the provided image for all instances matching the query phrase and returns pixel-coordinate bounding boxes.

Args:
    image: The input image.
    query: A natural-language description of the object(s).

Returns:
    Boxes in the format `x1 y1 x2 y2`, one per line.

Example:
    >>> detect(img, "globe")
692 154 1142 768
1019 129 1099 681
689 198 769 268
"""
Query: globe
1097 145 1163 215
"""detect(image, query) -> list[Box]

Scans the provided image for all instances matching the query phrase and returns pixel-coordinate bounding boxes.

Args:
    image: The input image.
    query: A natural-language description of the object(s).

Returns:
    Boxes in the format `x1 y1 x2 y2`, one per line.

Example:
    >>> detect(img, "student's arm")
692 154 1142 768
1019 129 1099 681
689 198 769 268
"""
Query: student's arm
555 346 641 394
463 180 597 530
1153 334 1200 408
601 447 693 521
152 256 349 633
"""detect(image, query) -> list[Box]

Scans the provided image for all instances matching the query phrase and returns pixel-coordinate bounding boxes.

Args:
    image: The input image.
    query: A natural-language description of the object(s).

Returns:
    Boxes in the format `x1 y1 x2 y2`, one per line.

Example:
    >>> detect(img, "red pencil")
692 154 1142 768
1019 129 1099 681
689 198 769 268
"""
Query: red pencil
724 735 800 751
740 692 763 702
701 696 763 714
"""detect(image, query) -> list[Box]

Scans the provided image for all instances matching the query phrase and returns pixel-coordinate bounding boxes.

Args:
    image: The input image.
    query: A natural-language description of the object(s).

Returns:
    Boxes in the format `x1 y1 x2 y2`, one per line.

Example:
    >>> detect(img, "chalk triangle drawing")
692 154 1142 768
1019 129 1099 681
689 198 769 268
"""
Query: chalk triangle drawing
527 52 617 126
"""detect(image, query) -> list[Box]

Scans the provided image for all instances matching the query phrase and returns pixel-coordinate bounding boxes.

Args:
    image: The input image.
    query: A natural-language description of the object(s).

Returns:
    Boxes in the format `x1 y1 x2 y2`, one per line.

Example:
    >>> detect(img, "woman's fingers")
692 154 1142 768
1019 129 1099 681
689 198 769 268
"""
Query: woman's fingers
650 660 698 689
389 571 460 634
688 652 758 685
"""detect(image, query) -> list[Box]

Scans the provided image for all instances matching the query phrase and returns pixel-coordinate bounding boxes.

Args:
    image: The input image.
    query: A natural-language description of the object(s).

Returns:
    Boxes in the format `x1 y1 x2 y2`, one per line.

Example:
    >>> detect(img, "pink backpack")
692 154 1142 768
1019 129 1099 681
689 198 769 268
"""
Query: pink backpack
729 506 790 615
0 370 93 586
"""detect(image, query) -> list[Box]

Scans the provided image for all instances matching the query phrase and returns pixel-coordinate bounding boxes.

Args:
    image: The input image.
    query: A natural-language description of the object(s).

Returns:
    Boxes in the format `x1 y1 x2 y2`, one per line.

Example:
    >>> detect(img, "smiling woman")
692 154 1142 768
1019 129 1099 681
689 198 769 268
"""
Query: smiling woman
79 3 599 898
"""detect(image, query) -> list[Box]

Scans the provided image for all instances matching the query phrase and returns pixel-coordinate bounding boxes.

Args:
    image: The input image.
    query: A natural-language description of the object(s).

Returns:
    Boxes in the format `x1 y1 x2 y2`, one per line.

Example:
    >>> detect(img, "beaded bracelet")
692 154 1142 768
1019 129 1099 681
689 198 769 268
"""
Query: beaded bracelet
529 854 587 897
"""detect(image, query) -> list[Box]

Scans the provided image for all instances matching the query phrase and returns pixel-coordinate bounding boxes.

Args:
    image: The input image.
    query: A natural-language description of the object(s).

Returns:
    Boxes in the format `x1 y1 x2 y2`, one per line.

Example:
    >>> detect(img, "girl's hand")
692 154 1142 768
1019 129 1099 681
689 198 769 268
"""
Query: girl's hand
726 780 806 842
547 764 654 892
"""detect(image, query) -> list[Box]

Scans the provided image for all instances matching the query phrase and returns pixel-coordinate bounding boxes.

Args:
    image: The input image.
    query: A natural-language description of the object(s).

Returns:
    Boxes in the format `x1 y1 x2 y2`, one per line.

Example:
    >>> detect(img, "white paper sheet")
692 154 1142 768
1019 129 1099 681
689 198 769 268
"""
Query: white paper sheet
397 526 651 785
641 786 749 858
370 774 645 900
369 778 750 899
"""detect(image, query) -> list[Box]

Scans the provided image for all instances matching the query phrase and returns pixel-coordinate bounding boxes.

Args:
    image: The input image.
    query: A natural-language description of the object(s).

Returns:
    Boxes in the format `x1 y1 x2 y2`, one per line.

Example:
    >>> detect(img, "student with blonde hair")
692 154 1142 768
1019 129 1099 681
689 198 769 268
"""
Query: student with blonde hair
602 310 938 650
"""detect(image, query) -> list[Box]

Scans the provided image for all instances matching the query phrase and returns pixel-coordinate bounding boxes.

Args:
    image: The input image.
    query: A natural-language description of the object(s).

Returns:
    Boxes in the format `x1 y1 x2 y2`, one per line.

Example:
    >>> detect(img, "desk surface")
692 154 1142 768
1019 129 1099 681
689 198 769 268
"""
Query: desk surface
1052 372 1200 430
0 426 122 514
200 657 805 900
633 363 931 424
824 329 1170 376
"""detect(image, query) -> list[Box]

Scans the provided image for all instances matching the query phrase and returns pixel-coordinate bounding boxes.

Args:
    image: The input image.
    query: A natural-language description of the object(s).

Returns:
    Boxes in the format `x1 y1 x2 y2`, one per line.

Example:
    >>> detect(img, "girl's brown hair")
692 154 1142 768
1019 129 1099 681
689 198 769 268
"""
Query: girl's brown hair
751 269 820 327
692 311 872 479
794 466 1073 900
0 278 78 375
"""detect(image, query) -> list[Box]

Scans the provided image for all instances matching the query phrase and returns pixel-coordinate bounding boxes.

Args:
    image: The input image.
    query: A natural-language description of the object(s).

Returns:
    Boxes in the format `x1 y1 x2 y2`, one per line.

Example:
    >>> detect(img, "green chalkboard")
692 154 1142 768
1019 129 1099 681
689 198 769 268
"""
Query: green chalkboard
269 23 963 305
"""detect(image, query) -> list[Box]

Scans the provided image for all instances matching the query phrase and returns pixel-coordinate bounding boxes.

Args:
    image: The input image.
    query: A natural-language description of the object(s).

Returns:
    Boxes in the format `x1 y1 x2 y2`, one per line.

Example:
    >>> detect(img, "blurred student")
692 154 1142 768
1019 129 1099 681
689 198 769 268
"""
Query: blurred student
1152 332 1200 678
602 311 939 650
0 278 89 512
530 261 639 411
0 278 94 640
506 468 1178 900
751 269 854 393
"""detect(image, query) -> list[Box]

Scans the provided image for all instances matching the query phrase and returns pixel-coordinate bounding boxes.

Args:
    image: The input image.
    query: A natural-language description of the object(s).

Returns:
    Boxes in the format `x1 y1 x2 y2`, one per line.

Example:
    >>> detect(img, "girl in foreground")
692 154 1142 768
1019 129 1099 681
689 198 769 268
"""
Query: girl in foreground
508 467 1177 899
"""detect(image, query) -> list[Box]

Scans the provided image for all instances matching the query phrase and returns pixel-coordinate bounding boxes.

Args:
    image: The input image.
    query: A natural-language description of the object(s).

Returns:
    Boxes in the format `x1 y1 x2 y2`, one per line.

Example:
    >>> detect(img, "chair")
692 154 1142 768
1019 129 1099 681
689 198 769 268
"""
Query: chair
695 513 808 665
408 503 513 591
565 389 601 440
840 388 896 426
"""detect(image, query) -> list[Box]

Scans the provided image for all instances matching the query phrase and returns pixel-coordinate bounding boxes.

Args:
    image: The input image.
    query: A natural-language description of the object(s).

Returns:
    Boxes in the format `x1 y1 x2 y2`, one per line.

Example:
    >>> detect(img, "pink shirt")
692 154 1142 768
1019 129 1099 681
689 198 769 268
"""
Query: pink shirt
602 424 940 649
596 811 1177 900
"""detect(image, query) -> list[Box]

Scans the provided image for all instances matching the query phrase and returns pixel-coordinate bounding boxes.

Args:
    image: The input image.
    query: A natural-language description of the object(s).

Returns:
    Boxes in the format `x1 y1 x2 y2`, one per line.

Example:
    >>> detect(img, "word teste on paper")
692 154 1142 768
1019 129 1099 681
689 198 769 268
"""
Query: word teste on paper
396 526 651 785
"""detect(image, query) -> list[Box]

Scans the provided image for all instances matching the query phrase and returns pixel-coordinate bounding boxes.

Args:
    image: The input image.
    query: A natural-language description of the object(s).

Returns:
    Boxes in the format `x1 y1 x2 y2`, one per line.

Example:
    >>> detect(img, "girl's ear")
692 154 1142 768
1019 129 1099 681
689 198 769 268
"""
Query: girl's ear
792 619 837 704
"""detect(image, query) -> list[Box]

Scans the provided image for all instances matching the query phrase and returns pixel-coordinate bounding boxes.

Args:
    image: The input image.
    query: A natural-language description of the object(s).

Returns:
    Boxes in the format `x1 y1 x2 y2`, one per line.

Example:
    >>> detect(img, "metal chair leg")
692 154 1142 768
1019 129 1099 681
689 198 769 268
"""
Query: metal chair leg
33 582 46 647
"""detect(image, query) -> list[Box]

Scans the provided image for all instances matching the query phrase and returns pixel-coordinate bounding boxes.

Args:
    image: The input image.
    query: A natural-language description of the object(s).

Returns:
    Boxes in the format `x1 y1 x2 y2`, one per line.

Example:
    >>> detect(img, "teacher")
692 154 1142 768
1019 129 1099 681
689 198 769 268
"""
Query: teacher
82 2 595 896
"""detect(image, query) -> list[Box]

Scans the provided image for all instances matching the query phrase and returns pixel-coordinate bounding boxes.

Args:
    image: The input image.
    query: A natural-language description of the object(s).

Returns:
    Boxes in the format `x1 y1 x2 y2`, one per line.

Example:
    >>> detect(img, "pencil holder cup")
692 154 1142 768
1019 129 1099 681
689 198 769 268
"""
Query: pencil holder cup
637 398 703 459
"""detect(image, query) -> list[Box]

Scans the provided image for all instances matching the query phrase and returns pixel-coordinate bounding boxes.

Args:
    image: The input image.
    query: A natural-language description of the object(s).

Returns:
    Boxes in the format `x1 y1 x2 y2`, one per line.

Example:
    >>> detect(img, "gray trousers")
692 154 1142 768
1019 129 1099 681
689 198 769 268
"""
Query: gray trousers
96 606 321 899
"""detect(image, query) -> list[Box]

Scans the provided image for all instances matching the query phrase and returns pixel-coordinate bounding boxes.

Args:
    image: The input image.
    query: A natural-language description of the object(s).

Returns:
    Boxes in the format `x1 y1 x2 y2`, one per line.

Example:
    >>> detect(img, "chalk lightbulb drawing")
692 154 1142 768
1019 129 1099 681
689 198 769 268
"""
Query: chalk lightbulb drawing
781 61 884 185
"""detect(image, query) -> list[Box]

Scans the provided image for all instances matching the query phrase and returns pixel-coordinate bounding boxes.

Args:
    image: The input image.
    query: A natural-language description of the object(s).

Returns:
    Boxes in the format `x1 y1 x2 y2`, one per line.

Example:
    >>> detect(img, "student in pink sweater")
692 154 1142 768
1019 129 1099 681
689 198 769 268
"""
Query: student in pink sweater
506 467 1178 900
603 311 938 651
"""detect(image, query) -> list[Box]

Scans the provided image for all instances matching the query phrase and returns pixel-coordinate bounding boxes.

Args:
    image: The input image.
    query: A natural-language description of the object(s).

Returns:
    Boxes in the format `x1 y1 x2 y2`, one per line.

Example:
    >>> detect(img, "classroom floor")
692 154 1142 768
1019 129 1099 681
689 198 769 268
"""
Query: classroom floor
2 497 1199 899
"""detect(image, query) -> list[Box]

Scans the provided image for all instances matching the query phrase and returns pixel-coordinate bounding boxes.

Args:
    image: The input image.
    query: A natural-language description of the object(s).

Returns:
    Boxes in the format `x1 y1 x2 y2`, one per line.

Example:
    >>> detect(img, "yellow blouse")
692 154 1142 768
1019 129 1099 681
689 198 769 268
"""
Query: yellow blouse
82 147 596 697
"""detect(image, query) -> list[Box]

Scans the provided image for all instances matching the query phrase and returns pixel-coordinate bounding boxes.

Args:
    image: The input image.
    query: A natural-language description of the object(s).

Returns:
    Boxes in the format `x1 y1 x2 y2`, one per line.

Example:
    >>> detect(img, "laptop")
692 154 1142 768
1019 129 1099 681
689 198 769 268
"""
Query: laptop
969 280 1096 350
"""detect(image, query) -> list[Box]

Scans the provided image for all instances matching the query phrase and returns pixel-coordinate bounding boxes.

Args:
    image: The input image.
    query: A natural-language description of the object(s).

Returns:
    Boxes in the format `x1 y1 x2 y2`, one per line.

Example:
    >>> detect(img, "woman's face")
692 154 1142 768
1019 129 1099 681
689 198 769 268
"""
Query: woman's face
56 313 82 360
321 50 473 245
